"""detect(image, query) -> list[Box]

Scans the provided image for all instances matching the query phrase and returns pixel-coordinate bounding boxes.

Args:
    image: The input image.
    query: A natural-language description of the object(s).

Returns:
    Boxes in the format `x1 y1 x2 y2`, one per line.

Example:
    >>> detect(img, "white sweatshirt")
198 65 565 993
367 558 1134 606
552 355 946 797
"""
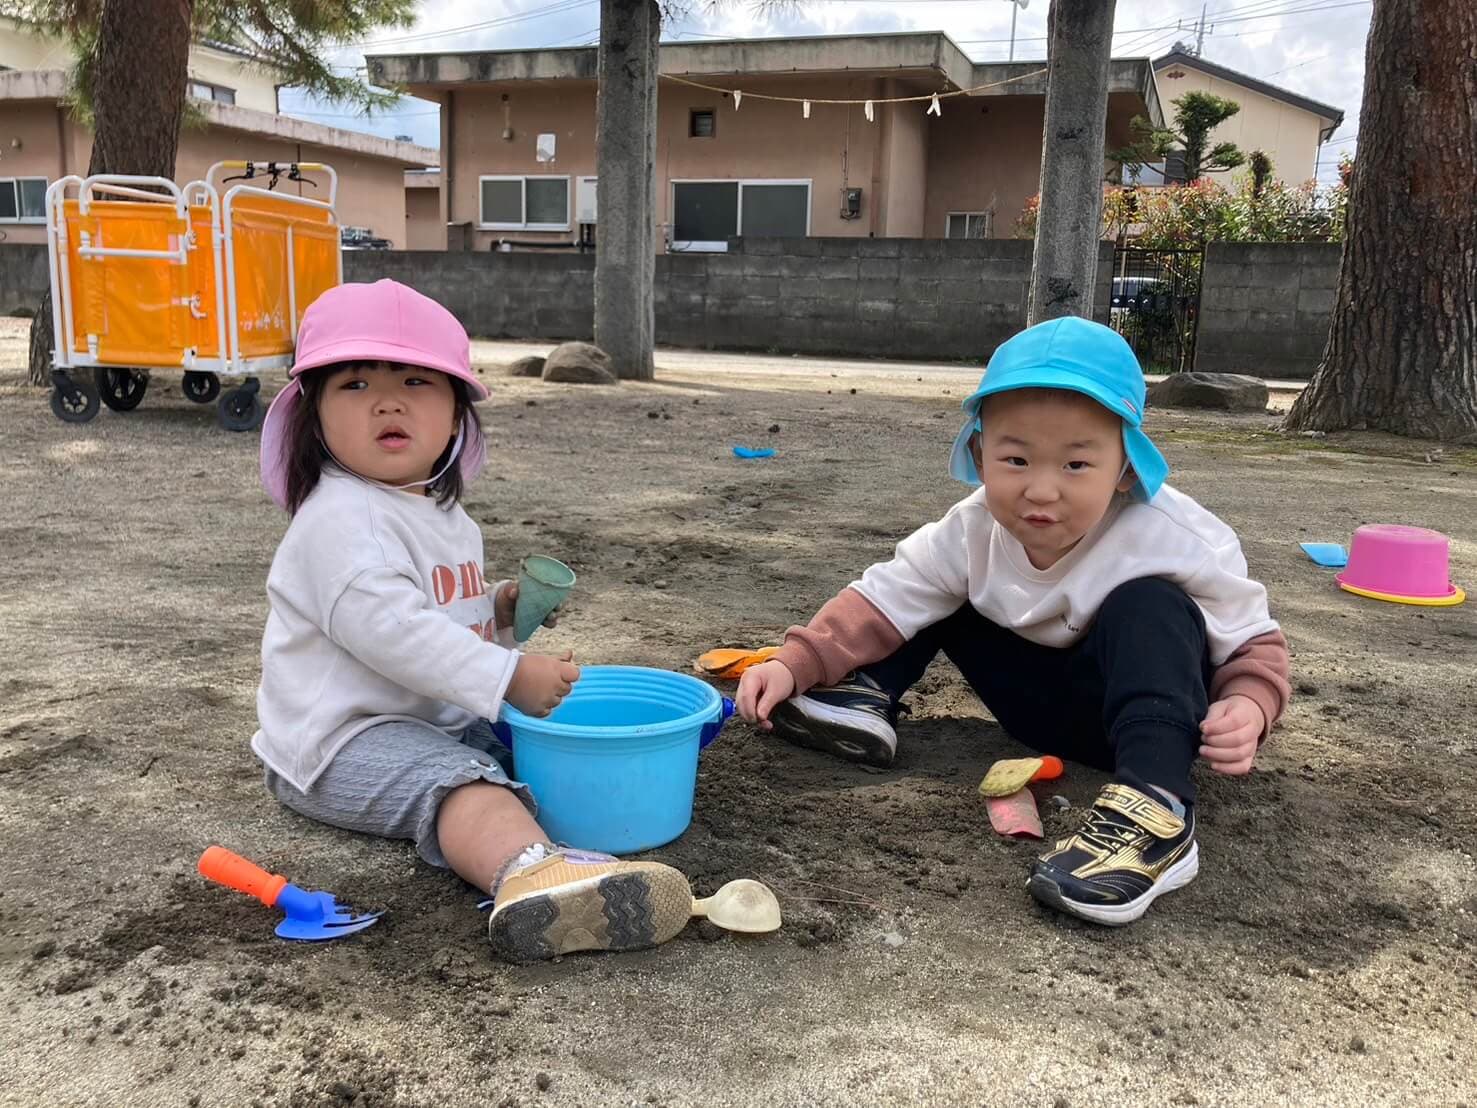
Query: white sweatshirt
851 484 1279 664
252 470 520 792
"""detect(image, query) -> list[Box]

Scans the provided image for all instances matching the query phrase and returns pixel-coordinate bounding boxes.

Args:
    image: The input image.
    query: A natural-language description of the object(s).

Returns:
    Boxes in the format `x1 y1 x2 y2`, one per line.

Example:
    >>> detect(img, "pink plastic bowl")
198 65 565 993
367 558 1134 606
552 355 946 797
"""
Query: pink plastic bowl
1336 524 1465 606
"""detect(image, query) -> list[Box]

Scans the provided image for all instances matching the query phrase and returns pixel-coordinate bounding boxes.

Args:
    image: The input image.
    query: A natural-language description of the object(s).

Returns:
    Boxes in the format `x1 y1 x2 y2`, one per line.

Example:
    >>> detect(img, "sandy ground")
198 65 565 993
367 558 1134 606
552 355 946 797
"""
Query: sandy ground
1 316 1475 1108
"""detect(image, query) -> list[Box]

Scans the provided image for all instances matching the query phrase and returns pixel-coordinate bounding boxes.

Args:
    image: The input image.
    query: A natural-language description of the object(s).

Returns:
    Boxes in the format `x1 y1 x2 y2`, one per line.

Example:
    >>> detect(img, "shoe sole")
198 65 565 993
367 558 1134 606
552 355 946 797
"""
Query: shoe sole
769 696 895 767
1027 842 1199 926
487 868 693 962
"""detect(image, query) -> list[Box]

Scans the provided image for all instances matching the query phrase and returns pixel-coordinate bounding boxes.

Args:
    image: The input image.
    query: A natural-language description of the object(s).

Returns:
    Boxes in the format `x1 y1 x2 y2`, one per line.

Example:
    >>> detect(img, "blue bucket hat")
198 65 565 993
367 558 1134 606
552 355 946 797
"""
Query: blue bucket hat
948 317 1168 501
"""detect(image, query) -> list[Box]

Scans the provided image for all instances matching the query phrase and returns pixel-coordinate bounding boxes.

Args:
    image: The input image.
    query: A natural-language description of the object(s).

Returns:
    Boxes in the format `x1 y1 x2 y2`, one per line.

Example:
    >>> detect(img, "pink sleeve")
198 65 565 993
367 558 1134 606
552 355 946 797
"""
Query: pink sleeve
770 587 906 695
1209 630 1292 741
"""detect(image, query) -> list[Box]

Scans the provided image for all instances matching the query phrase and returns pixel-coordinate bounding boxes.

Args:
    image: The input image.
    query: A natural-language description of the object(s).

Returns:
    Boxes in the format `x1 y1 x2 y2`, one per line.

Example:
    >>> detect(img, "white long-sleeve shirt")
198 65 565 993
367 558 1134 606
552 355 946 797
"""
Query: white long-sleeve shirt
252 470 520 792
848 484 1280 663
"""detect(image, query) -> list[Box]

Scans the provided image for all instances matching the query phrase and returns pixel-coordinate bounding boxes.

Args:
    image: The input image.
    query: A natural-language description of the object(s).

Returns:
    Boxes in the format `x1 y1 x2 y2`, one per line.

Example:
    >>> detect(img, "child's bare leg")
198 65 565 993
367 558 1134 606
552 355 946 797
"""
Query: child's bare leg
436 781 547 892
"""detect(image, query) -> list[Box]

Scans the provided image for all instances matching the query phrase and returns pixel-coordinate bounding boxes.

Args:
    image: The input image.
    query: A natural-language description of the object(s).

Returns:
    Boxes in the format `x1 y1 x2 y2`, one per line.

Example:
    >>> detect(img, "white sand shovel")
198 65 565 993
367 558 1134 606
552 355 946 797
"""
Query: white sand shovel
690 879 782 933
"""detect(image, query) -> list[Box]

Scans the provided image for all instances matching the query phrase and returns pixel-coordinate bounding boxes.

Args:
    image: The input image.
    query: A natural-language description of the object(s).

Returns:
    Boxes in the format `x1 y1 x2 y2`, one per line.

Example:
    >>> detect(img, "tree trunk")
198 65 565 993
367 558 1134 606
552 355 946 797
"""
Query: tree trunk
593 0 660 381
28 0 193 386
1285 0 1477 442
1027 0 1118 325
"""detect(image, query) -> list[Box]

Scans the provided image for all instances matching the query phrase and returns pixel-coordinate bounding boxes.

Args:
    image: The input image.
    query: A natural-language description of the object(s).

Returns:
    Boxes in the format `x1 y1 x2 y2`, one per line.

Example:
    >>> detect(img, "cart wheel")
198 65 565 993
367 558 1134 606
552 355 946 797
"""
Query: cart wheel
95 367 149 412
217 386 264 432
183 371 220 404
50 373 100 424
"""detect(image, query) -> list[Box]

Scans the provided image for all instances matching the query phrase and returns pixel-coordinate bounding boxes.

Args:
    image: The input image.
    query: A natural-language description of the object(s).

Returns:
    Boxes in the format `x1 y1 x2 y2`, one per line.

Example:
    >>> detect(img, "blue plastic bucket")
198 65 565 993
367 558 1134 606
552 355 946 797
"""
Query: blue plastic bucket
494 665 733 855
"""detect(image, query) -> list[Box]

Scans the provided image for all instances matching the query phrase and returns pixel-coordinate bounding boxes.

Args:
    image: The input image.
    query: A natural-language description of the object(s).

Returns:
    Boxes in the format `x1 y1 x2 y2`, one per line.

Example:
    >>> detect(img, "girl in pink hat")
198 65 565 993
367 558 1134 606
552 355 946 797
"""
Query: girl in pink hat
253 280 692 962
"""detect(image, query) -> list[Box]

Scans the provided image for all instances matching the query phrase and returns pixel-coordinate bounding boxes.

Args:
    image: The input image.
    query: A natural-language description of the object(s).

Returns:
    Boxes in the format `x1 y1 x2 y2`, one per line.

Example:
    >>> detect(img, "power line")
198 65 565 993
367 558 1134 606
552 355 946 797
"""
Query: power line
287 108 440 119
958 0 1369 45
333 0 597 51
327 0 1368 60
1262 52 1332 76
544 24 602 46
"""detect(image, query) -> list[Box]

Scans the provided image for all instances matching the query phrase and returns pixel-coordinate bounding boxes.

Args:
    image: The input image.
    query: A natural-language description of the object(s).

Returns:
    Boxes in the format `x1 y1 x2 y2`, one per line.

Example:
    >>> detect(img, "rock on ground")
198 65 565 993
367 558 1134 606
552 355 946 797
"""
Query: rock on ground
1147 371 1269 412
542 342 616 385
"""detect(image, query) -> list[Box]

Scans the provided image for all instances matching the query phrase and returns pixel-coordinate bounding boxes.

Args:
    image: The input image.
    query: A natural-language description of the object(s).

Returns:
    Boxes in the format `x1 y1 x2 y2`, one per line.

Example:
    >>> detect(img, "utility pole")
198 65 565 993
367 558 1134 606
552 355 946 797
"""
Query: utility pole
1193 4 1211 55
1007 0 1029 62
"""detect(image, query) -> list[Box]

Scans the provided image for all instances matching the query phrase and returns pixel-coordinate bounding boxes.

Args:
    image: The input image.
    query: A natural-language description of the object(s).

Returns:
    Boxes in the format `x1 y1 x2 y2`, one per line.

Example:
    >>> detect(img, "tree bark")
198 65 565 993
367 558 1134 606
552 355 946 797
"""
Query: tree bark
1027 0 1117 325
593 0 660 381
1285 0 1477 442
28 0 193 385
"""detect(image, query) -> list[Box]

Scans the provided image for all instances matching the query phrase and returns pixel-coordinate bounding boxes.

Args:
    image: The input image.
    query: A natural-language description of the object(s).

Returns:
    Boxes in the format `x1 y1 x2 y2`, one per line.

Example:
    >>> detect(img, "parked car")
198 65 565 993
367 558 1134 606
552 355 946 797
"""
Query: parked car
341 226 392 250
1110 276 1171 311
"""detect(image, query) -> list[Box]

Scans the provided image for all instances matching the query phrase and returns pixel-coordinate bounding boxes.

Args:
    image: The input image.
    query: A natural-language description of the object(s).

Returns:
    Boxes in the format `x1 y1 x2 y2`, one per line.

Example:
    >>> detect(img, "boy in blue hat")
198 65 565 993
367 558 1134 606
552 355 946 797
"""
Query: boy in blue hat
736 317 1290 925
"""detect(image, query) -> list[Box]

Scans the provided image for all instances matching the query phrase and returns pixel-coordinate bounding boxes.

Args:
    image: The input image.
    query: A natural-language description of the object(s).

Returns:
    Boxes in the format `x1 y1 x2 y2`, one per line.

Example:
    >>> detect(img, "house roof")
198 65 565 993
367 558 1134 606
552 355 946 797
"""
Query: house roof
368 31 1162 124
1152 49 1344 136
197 37 277 67
1 14 272 67
0 68 437 167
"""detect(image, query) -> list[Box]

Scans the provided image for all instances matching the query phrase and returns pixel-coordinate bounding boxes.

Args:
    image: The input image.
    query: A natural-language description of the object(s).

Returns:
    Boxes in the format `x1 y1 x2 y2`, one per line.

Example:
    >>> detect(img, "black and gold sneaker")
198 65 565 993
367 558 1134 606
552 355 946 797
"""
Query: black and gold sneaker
768 670 901 767
1027 782 1198 926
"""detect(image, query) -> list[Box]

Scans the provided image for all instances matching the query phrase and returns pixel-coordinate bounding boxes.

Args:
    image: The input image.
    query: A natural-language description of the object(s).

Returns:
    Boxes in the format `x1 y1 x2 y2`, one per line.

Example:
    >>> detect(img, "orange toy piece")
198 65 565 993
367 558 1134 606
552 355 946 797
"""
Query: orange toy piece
198 845 289 906
1032 756 1065 782
695 646 780 679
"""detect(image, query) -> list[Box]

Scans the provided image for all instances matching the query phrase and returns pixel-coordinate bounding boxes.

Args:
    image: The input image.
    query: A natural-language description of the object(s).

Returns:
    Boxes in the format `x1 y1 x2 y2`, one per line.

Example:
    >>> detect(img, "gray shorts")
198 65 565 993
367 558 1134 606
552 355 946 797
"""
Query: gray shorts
263 718 537 869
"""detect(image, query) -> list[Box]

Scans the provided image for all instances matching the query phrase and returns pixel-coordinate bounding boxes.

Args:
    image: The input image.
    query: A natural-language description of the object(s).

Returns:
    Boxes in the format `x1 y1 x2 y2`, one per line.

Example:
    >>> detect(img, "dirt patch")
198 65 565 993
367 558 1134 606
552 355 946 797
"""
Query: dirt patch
1 316 1475 1106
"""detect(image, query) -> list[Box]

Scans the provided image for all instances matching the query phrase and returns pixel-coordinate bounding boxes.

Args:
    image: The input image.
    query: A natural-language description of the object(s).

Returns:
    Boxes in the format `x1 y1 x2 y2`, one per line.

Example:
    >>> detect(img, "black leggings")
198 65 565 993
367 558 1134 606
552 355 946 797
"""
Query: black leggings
861 577 1212 802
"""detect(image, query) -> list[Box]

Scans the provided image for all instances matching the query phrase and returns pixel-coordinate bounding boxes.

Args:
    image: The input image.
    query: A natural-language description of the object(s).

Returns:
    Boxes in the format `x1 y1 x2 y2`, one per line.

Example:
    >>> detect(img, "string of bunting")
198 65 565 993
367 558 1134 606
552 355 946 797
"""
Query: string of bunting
661 67 1049 121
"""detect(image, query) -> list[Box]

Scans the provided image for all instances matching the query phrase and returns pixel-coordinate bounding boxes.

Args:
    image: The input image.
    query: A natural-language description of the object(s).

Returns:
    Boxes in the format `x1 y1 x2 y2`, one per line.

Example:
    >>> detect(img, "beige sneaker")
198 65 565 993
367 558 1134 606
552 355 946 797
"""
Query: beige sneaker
487 848 693 963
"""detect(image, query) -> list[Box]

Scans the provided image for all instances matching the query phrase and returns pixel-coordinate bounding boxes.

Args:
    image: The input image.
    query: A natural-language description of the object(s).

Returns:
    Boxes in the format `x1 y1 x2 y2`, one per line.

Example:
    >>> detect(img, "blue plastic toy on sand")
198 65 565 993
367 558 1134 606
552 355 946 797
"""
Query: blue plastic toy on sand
733 445 776 459
494 666 734 854
1300 542 1349 568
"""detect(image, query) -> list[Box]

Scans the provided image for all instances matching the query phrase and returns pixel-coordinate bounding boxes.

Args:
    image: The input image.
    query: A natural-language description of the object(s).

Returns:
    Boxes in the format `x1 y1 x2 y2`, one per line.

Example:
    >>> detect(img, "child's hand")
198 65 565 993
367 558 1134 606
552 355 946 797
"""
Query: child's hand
1199 694 1265 775
736 659 796 731
506 650 579 717
495 583 561 635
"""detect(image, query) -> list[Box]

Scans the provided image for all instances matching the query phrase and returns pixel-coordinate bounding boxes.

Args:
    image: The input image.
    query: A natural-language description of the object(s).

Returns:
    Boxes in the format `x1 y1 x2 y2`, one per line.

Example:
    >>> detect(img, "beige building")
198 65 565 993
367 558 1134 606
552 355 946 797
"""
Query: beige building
403 168 443 250
1 15 282 112
1148 48 1343 189
0 17 436 247
371 32 1165 252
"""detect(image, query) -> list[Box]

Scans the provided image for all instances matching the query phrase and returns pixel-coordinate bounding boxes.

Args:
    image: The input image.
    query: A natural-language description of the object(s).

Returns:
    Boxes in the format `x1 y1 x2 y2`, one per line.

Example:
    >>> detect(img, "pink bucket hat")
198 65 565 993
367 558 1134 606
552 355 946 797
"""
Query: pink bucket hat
259 280 488 509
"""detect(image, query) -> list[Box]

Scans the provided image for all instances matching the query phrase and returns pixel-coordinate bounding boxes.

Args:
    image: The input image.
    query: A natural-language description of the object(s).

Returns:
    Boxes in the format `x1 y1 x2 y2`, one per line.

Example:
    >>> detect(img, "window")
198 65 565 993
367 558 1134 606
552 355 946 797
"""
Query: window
1124 154 1186 189
479 175 571 231
670 179 811 251
946 212 991 239
188 79 236 105
689 109 716 138
0 178 47 223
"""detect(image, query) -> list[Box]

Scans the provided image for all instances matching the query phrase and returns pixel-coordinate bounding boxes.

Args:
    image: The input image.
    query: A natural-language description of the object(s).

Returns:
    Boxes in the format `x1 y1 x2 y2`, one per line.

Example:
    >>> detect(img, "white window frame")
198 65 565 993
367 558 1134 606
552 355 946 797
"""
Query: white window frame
0 176 48 224
478 174 572 232
669 178 812 252
945 211 991 239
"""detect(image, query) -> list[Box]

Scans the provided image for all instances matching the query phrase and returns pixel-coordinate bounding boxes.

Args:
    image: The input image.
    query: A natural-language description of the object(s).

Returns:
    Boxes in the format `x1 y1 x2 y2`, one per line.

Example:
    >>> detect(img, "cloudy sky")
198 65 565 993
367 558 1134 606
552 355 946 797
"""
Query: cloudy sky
278 0 1368 185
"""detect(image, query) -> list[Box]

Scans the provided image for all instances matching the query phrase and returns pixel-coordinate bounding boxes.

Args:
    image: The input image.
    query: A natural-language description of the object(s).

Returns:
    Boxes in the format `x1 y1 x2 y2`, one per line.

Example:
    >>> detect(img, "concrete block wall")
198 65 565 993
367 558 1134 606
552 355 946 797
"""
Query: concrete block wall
344 250 597 341
1195 241 1341 379
675 237 1067 360
11 237 1331 371
346 238 1114 362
